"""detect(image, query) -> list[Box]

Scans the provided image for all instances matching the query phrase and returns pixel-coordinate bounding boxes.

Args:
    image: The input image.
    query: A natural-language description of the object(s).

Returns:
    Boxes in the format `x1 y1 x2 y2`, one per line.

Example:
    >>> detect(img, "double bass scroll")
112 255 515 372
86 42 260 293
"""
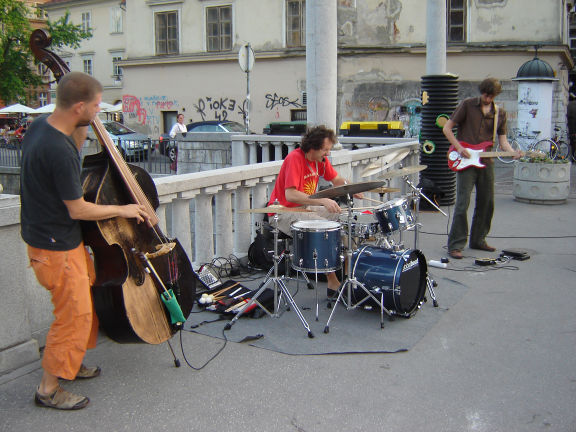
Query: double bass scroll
30 29 196 344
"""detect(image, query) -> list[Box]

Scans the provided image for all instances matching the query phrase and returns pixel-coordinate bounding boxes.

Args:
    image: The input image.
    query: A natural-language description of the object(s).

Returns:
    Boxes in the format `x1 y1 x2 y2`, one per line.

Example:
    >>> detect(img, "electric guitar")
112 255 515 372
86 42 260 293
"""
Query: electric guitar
447 141 522 172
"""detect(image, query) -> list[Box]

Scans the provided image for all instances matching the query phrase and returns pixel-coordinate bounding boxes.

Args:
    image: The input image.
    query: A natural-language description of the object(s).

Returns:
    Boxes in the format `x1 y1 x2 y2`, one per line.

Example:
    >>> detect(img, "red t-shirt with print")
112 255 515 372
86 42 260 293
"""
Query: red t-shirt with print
268 148 338 208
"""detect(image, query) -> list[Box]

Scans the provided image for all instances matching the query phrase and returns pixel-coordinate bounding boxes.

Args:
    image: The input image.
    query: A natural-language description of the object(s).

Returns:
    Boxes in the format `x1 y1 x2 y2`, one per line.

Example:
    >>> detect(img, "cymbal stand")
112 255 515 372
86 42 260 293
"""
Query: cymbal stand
225 213 314 338
324 194 393 333
402 175 446 307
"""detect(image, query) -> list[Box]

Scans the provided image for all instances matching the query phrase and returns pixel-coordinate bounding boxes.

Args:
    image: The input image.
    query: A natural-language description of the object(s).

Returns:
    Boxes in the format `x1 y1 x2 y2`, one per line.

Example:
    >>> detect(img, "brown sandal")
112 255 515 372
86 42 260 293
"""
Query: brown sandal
35 386 89 410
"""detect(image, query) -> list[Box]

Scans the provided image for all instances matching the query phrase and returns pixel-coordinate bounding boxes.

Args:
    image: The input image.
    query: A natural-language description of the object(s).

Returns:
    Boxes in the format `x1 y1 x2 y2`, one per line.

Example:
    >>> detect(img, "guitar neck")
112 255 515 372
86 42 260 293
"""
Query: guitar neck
477 151 516 158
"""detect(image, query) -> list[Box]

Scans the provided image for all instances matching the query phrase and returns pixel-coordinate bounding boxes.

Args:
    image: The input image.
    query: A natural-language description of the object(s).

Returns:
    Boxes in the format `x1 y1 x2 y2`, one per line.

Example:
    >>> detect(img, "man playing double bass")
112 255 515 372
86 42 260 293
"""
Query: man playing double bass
20 72 152 410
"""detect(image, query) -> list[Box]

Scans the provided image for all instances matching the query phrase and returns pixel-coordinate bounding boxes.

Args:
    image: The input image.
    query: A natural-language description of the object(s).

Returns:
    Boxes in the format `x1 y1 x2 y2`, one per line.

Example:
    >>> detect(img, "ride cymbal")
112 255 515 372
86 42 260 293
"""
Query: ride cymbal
368 187 401 194
309 181 385 199
378 165 427 179
360 148 411 177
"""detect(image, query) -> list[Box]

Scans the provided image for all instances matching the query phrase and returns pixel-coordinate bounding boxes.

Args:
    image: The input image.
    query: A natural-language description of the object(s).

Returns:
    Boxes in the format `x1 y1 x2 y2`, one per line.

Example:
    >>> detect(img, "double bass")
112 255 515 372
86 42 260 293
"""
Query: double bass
30 29 196 344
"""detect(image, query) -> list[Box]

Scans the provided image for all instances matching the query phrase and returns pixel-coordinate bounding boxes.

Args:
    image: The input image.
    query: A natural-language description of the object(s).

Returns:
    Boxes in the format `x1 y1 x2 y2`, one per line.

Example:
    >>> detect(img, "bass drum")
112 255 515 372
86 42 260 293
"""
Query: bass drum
351 245 427 317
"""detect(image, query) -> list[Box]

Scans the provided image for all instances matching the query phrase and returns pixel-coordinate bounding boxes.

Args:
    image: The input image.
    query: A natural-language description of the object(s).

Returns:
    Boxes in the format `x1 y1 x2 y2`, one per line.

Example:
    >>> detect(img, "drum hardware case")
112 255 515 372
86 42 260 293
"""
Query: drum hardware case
225 213 315 338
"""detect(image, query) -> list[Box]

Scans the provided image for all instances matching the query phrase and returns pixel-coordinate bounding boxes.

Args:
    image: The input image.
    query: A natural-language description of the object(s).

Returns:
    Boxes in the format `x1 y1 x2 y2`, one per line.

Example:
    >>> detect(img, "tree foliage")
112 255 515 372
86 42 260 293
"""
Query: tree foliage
0 0 92 104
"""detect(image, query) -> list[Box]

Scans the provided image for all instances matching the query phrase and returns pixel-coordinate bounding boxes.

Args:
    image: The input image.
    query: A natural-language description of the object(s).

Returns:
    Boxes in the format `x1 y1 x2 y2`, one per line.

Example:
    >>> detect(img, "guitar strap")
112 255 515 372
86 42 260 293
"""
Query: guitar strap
492 103 499 147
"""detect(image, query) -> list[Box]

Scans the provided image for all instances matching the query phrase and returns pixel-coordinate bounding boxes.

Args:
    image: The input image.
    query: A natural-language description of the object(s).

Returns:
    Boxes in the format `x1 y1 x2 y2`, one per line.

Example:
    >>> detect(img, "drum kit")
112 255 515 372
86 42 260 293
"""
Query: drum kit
227 152 447 337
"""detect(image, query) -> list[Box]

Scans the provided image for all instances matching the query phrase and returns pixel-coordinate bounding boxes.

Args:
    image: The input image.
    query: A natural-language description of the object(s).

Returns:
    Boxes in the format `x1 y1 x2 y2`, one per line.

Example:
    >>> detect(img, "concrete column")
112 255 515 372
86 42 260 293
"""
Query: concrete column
234 184 253 256
156 202 168 235
172 197 193 259
248 142 258 165
306 0 338 130
194 193 214 265
260 142 271 162
215 190 234 258
252 181 270 237
273 142 283 161
426 0 446 75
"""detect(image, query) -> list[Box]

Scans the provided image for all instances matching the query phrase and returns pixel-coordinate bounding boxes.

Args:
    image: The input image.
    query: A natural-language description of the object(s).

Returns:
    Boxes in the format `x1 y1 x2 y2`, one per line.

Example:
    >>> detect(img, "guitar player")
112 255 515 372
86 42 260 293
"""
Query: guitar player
442 77 521 259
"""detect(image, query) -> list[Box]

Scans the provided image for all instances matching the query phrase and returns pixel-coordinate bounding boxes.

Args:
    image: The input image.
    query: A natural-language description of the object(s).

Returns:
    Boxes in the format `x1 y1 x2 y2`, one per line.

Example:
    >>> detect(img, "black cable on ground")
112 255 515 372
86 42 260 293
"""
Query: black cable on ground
178 324 228 371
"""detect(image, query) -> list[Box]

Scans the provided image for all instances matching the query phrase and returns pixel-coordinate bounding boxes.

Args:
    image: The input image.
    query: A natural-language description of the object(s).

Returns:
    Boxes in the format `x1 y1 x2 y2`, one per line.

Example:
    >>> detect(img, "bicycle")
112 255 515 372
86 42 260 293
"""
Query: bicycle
496 128 535 164
532 124 570 160
497 127 566 163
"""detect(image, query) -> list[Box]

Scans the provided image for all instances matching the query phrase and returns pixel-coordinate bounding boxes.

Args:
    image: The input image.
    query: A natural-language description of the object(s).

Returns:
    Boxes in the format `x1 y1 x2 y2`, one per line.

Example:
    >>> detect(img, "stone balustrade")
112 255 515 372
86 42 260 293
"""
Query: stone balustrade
159 138 419 266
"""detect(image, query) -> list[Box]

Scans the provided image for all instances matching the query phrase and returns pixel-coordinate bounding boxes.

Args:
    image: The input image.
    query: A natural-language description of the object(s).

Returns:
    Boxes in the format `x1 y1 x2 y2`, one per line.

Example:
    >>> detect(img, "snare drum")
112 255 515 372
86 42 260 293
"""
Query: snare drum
375 197 415 234
350 245 427 317
291 220 342 273
339 211 380 239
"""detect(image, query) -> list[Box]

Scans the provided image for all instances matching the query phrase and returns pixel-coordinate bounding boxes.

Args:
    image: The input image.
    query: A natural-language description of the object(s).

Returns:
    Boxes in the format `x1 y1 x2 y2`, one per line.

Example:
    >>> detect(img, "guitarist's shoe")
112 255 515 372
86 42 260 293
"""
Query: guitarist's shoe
470 243 496 252
449 249 463 259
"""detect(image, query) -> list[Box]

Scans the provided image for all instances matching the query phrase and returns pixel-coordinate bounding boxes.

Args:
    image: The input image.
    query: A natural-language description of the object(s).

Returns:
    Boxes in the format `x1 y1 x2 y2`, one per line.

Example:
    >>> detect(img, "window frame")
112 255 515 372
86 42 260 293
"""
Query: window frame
82 57 93 75
205 4 233 52
286 0 306 48
447 0 467 43
81 11 92 33
110 6 123 34
155 10 180 55
112 56 123 79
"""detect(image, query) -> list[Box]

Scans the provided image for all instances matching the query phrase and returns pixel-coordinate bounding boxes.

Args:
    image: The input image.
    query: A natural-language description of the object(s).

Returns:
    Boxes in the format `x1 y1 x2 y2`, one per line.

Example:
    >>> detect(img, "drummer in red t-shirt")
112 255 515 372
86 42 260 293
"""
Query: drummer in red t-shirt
268 125 362 294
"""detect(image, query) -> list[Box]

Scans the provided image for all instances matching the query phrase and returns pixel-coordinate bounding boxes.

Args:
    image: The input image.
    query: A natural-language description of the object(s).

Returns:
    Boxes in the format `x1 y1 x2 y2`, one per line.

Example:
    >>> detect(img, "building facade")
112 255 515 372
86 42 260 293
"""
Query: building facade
42 0 126 105
42 0 574 140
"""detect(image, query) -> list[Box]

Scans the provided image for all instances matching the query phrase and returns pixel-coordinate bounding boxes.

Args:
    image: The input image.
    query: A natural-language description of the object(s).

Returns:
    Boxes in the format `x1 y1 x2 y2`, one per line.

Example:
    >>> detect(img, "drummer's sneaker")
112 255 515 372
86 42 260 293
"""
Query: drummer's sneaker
327 288 338 299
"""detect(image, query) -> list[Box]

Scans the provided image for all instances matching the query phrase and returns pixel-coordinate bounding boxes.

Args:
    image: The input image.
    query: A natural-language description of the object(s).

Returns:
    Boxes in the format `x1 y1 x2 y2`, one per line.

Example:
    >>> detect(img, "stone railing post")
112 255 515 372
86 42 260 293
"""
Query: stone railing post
215 183 240 257
172 194 195 259
194 192 215 265
235 181 256 256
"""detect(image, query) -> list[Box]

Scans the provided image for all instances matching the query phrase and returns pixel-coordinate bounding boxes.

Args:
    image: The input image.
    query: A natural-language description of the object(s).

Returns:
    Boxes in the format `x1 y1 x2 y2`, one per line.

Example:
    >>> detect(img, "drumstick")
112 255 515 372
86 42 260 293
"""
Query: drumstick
341 206 378 211
362 197 385 205
208 282 240 297
225 300 248 313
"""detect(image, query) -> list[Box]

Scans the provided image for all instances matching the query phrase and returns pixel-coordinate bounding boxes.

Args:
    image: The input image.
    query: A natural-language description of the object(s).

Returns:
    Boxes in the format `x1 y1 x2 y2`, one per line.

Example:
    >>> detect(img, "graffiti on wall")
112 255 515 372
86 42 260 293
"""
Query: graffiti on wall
265 93 302 110
193 97 249 122
123 95 180 136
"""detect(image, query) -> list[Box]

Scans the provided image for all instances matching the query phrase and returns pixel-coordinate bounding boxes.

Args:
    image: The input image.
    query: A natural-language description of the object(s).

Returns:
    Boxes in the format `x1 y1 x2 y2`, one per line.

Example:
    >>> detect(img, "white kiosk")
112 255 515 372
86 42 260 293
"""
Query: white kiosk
512 54 557 151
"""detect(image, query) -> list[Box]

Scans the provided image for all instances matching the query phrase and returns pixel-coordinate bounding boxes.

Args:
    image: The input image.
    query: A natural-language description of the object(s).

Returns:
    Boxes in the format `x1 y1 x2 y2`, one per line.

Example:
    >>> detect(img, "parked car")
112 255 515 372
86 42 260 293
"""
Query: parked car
186 120 247 133
89 121 151 160
158 121 248 163
158 133 177 162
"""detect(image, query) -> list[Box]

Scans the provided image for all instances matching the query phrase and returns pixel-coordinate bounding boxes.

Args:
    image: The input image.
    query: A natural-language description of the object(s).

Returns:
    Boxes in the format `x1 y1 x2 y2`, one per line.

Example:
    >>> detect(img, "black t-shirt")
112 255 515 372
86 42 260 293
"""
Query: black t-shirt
20 115 84 250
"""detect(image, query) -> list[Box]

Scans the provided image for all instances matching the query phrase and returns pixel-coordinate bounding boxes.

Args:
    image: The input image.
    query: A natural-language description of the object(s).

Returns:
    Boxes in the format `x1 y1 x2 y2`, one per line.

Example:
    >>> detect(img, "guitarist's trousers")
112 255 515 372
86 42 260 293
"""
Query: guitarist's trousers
448 164 495 251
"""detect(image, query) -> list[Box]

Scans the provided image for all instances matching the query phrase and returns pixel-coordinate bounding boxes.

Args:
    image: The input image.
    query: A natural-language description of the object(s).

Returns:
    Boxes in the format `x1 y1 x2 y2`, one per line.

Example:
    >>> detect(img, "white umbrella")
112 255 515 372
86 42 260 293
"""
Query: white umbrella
32 103 56 114
0 103 35 114
110 102 123 112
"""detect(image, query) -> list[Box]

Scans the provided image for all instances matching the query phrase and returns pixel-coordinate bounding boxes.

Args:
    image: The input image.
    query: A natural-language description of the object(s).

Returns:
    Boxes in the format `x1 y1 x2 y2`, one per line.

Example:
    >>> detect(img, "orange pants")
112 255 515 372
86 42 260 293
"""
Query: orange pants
28 243 99 380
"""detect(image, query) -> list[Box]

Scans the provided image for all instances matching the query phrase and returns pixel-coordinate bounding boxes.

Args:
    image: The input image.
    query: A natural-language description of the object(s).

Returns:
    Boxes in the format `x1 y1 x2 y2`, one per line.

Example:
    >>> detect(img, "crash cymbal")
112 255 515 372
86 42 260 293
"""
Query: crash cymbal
368 187 401 194
378 164 427 179
239 205 312 214
360 148 411 177
309 180 385 199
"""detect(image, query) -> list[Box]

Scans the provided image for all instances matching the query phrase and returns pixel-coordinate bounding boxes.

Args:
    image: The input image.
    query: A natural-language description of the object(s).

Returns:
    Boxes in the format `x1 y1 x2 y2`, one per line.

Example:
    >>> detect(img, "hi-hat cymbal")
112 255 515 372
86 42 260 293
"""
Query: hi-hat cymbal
360 148 411 177
239 205 312 214
309 180 385 199
378 164 427 179
369 187 401 194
